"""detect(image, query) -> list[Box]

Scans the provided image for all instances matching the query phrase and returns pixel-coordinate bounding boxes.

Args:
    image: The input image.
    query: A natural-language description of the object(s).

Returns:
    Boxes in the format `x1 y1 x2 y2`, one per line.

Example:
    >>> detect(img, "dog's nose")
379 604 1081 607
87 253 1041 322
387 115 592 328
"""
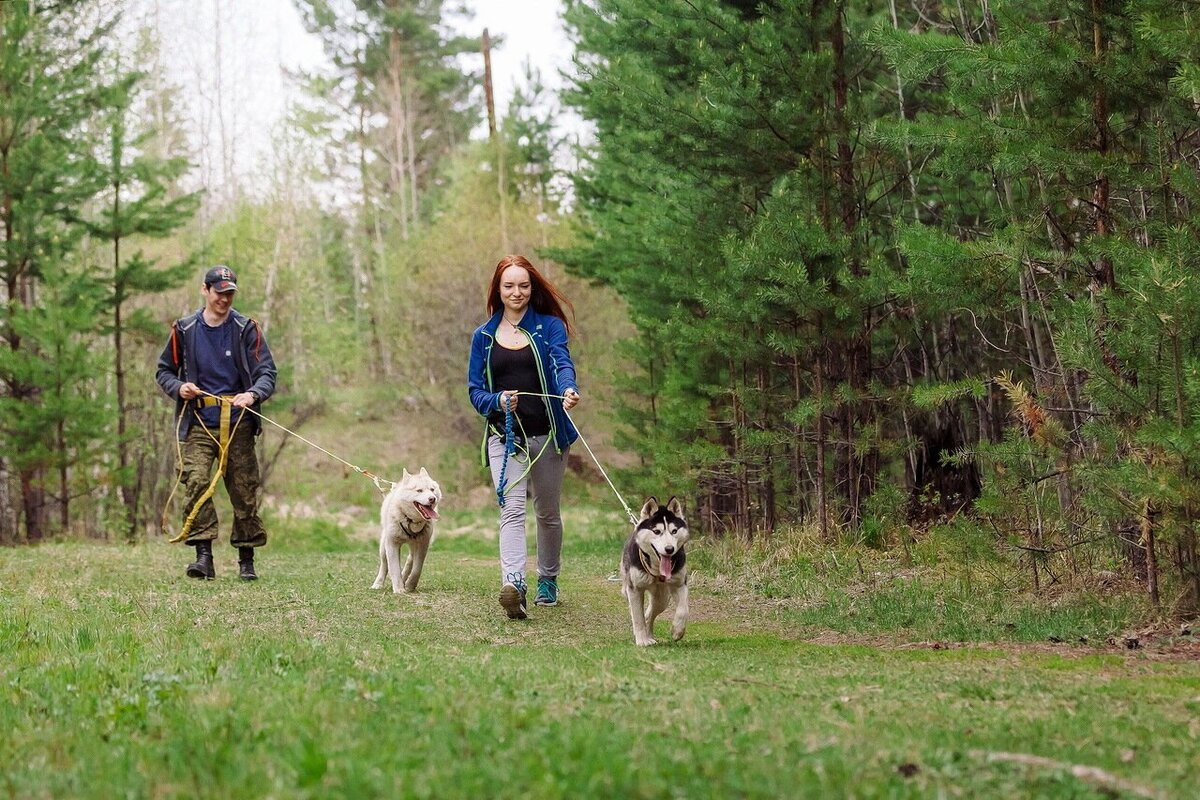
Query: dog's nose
663 545 675 555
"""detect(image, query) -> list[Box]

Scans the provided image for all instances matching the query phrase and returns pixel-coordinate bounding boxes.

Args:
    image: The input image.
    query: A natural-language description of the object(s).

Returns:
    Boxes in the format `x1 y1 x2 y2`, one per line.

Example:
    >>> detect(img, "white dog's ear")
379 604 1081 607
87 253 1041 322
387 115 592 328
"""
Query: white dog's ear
666 496 683 518
639 496 659 521
402 468 412 482
419 467 429 478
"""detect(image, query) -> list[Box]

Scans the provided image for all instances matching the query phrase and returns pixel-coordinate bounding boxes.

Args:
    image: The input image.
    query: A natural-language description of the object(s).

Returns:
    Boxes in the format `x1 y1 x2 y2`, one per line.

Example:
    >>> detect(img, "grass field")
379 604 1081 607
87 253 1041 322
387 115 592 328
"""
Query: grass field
3 508 1198 799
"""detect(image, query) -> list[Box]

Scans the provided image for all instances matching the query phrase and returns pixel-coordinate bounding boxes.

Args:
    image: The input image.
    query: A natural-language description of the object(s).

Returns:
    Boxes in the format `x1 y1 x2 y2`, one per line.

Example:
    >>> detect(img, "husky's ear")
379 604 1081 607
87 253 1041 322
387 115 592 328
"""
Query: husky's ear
666 496 683 518
401 468 412 482
419 467 429 478
639 496 659 521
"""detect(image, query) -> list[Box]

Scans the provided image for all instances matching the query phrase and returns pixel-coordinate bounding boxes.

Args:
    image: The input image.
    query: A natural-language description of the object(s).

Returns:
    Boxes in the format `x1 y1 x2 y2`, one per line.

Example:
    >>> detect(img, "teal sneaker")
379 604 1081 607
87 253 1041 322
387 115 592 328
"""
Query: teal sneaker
499 580 528 620
535 576 559 607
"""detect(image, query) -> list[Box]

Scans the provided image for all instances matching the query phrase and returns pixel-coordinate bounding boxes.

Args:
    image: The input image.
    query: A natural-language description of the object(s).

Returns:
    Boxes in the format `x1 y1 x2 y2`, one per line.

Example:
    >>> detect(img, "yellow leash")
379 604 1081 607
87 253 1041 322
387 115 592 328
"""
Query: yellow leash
159 410 188 537
166 397 244 543
161 390 398 543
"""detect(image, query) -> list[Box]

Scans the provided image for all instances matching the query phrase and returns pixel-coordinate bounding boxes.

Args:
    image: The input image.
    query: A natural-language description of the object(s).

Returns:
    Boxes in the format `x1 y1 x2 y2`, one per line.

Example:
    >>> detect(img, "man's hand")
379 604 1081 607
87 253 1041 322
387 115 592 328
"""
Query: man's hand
179 382 201 400
232 392 256 408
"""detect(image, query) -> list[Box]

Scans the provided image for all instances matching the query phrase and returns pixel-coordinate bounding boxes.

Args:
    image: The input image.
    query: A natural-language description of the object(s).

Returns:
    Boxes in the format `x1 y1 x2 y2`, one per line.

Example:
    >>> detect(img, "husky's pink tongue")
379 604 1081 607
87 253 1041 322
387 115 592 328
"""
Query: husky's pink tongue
659 553 673 580
416 502 439 521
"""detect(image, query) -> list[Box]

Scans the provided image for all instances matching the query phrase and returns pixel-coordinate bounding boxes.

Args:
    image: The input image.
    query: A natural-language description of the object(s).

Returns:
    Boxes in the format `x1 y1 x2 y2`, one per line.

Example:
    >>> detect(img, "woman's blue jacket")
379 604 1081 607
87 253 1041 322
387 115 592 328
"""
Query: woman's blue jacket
468 308 579 458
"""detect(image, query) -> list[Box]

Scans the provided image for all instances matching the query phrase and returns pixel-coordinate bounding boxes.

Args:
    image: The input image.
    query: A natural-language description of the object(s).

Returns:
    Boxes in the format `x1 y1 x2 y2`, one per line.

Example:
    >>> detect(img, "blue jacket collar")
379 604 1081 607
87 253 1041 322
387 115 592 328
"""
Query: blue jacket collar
189 307 247 328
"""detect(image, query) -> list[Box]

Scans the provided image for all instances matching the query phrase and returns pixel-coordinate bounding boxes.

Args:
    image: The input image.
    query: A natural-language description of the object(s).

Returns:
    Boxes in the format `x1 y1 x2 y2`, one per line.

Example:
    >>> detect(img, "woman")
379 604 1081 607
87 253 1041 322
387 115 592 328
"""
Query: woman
468 255 582 620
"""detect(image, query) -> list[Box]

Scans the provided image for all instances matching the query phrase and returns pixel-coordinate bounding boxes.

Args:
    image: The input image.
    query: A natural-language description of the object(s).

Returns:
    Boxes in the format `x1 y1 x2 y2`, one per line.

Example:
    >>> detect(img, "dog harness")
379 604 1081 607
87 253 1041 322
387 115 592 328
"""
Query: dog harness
638 547 682 582
397 518 430 539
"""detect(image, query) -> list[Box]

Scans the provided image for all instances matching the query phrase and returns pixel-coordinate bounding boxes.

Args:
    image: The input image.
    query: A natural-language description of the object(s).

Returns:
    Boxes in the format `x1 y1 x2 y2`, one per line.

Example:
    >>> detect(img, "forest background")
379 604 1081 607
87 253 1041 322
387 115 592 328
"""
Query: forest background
3 0 1200 620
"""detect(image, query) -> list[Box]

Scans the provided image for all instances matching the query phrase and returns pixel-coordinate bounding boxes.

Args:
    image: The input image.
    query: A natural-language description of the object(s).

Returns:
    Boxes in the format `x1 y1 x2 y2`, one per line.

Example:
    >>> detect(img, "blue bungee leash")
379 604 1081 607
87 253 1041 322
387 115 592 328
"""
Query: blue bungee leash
494 395 550 507
496 394 516 507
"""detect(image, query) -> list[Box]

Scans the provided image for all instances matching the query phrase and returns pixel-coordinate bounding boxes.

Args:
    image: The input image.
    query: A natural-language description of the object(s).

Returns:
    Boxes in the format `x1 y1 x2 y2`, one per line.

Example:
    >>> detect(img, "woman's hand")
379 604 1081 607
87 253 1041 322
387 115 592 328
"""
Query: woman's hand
563 389 580 411
500 391 519 411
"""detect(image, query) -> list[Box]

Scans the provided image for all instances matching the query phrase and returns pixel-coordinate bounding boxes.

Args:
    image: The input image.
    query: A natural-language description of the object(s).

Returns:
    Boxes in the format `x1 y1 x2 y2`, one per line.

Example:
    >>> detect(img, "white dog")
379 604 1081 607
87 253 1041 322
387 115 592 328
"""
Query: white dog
620 496 690 646
371 467 442 594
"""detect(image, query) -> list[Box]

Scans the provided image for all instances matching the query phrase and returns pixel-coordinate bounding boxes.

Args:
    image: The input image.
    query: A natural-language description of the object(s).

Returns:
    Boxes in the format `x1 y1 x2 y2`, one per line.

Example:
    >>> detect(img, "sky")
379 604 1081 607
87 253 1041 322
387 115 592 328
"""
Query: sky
465 0 576 122
125 0 578 192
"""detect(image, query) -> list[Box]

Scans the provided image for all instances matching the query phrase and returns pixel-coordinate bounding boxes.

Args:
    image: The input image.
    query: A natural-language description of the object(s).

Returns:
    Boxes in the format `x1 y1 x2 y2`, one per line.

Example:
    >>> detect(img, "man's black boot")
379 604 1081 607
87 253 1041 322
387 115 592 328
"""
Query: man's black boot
186 540 215 579
238 546 258 581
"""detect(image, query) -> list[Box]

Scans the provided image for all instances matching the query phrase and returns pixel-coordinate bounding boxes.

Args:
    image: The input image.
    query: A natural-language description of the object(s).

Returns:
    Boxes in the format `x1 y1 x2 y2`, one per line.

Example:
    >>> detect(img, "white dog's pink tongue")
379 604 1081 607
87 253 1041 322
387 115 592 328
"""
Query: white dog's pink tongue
416 502 439 521
659 553 673 580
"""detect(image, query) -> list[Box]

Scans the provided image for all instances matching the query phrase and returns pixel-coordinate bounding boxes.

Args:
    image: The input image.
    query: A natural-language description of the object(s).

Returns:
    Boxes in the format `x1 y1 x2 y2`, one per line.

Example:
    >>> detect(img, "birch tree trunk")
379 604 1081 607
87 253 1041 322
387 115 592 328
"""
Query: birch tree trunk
355 67 388 378
387 27 411 240
888 0 919 222
113 198 138 541
816 339 830 542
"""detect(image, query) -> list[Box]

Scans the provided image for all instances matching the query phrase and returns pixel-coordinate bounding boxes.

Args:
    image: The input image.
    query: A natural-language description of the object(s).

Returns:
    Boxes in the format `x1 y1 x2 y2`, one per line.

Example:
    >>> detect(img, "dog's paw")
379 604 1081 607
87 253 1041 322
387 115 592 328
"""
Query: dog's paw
635 636 657 646
370 580 384 590
672 627 686 642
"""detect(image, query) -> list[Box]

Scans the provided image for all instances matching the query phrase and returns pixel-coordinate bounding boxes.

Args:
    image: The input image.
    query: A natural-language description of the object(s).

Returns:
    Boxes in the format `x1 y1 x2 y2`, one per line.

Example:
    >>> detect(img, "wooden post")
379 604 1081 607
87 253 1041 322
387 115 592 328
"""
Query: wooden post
483 29 496 138
482 29 508 250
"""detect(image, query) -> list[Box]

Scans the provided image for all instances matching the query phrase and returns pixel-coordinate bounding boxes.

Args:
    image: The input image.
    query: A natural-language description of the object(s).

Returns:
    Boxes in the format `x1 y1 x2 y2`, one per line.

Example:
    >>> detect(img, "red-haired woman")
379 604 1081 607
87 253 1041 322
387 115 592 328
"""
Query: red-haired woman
468 255 582 619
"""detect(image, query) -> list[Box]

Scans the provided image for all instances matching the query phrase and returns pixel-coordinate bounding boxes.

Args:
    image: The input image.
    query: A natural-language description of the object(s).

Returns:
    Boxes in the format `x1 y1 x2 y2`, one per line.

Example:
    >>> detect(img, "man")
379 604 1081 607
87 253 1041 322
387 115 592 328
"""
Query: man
156 265 277 580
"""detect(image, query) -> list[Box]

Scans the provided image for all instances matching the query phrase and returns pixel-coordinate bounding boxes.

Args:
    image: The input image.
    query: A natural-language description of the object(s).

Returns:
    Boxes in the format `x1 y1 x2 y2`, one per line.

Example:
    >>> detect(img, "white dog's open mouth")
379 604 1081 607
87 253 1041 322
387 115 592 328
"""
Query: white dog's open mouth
414 501 439 521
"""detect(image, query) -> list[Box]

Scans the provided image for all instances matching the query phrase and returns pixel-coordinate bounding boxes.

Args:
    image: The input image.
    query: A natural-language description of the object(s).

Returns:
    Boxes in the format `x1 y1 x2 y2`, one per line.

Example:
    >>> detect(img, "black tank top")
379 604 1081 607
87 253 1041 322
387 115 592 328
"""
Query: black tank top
488 343 550 437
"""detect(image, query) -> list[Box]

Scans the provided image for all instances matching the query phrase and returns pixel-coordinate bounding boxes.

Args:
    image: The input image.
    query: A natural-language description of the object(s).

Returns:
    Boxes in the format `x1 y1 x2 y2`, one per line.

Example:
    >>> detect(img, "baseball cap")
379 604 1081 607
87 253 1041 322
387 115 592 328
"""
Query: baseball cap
204 265 238 293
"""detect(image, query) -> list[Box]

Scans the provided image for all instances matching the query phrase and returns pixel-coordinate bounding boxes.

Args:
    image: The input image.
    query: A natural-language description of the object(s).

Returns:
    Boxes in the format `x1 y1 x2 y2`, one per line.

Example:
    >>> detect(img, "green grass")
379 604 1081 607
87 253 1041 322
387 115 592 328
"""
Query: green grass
689 527 1150 646
2 513 1197 799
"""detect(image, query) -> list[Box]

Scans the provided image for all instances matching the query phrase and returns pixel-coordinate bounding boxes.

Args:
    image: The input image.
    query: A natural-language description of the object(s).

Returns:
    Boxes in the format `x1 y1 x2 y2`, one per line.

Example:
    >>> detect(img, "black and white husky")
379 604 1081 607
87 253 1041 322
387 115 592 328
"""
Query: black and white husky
620 496 690 646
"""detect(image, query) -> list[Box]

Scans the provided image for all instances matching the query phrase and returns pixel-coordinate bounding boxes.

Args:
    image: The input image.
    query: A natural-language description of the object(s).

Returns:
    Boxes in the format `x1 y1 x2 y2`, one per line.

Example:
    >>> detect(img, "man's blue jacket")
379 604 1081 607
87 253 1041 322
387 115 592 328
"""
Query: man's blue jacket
156 309 277 440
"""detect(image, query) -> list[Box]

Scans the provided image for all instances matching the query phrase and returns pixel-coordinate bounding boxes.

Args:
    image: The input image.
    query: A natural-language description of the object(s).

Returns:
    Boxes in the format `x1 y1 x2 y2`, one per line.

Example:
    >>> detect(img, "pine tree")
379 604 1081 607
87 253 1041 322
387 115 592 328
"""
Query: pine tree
87 59 200 541
558 0 906 534
0 262 111 534
505 61 565 217
0 1 119 540
878 0 1200 603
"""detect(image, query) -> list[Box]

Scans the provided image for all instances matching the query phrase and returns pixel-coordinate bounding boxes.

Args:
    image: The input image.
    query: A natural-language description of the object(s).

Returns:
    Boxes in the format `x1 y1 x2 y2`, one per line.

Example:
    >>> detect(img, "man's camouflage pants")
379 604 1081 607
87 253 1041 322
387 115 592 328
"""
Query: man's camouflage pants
180 422 267 547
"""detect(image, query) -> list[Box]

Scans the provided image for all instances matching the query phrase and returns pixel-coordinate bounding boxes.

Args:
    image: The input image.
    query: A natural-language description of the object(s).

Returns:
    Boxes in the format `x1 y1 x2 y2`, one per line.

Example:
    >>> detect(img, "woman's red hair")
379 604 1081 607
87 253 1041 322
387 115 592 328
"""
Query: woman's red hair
487 255 575 334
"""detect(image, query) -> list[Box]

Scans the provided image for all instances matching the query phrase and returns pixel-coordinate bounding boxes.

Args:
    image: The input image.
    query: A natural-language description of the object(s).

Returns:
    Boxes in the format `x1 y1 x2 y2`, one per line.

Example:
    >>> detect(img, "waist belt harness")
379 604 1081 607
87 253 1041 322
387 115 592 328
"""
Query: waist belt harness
168 397 244 544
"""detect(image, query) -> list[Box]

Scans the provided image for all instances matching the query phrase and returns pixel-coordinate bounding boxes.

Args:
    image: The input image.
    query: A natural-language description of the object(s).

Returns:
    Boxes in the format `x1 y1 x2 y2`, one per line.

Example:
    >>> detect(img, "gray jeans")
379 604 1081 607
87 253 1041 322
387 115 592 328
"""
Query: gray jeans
487 434 568 586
